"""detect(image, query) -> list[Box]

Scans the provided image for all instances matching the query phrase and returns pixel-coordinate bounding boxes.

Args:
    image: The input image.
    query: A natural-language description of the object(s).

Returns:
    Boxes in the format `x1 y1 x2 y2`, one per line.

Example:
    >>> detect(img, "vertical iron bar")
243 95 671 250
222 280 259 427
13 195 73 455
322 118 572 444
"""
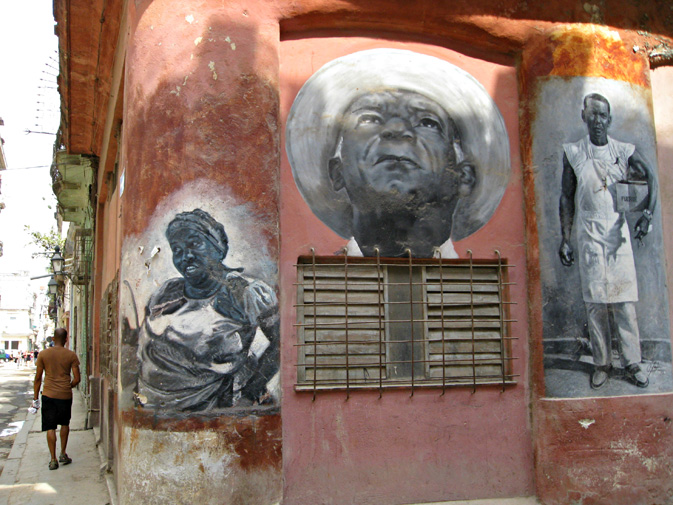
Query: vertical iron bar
343 247 350 400
436 248 446 395
407 249 415 397
376 248 384 399
495 250 506 392
468 250 476 393
311 248 318 401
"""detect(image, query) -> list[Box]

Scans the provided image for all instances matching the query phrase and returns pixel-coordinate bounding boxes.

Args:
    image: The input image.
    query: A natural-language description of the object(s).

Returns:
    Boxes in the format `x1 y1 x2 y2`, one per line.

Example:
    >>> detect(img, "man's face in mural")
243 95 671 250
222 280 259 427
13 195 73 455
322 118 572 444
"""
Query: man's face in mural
330 91 463 201
327 89 476 256
168 230 225 287
582 96 611 146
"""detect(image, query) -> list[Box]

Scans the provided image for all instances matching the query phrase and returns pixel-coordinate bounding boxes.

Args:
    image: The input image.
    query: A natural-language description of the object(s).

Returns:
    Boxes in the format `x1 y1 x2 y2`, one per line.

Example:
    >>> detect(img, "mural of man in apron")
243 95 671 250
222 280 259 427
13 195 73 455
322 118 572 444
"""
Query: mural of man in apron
559 93 657 390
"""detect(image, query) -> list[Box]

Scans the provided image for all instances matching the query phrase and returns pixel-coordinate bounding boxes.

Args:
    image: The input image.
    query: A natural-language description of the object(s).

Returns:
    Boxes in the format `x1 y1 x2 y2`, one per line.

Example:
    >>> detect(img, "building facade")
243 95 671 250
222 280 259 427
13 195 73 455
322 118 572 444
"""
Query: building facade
0 272 38 355
52 1 673 504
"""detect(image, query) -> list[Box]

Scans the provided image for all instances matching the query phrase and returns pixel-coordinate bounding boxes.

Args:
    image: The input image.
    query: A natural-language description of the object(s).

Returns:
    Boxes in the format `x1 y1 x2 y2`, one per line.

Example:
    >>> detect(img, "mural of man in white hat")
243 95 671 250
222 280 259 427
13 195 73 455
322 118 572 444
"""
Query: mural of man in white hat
286 49 510 258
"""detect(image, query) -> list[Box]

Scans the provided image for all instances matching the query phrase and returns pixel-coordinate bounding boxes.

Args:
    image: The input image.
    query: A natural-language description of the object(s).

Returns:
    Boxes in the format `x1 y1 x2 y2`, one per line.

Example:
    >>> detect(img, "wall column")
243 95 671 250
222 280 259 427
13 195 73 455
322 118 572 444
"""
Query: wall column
117 1 282 503
520 25 673 505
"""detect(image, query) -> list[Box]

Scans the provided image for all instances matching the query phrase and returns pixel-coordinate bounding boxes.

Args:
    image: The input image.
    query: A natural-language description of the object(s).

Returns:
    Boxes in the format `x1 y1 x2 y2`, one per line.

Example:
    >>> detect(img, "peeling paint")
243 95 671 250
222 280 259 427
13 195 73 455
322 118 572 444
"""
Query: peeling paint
194 36 202 46
185 14 194 24
578 419 595 429
208 61 218 80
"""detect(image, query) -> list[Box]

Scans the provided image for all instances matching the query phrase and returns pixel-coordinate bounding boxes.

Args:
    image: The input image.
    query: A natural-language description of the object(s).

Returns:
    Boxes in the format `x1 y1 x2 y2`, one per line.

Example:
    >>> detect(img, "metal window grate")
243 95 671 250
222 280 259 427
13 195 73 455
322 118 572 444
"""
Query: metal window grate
70 229 92 285
100 274 118 385
295 251 517 397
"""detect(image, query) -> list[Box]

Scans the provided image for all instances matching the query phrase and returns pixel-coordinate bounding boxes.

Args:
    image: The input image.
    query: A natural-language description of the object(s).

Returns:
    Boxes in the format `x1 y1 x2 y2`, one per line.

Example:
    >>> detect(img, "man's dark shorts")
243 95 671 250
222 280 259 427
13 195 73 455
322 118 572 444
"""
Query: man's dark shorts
41 395 73 431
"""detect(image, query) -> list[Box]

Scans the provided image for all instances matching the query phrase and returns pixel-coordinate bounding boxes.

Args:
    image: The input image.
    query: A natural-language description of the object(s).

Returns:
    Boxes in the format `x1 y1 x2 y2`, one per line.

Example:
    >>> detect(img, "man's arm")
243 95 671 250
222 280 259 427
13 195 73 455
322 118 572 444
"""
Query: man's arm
629 148 658 241
71 361 81 389
33 362 44 401
559 152 577 266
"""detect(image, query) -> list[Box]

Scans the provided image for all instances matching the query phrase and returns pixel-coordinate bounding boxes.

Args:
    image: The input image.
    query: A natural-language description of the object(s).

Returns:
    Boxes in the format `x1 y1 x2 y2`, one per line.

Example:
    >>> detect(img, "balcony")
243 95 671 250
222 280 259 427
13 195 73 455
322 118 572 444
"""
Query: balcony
51 151 96 226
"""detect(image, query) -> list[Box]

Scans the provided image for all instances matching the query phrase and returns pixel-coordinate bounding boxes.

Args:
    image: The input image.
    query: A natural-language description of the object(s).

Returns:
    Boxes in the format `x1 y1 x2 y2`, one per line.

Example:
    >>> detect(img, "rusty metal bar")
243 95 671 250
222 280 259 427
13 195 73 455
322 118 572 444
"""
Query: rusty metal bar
436 247 447 395
467 250 476 393
294 318 519 328
376 248 384 398
407 249 415 397
293 261 517 268
495 249 507 392
295 356 518 367
343 247 350 400
311 248 318 401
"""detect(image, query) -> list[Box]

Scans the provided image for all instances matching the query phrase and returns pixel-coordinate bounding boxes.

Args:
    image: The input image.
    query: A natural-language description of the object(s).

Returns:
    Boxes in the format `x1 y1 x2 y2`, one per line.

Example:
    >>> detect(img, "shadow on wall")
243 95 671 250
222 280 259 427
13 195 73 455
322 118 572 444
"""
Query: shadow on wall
115 8 284 505
118 9 282 414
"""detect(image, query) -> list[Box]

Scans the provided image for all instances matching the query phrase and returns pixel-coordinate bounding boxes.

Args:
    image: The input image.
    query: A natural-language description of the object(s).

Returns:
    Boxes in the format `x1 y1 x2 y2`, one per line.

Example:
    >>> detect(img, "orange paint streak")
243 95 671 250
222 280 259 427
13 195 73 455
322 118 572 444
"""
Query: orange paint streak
549 25 649 87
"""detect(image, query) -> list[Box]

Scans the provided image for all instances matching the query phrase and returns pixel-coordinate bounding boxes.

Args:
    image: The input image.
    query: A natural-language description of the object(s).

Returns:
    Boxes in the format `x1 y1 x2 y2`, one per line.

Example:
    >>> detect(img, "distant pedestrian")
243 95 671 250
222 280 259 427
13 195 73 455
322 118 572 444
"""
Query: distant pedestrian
33 328 81 470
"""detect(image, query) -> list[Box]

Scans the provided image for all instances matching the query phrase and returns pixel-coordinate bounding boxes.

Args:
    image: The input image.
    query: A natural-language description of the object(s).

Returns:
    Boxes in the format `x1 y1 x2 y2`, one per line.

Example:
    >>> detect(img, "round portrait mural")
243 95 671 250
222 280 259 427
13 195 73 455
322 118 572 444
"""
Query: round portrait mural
286 48 510 258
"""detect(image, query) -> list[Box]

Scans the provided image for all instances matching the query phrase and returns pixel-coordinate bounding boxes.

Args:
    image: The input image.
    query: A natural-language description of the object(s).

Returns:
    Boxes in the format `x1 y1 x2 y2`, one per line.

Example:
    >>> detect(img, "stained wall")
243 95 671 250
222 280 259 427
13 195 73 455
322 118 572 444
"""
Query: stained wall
115 1 283 503
279 37 532 504
102 1 673 504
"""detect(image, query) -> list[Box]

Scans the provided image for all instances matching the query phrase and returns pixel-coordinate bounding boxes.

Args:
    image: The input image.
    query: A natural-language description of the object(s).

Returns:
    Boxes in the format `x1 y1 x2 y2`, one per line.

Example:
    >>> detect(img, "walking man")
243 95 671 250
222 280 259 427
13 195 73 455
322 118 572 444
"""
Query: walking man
33 328 81 469
559 93 656 389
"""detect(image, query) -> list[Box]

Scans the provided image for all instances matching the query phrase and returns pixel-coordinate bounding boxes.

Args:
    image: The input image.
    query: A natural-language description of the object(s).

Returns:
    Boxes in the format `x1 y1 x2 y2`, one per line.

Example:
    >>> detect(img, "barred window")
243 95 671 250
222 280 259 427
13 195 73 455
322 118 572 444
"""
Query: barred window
100 274 118 384
295 253 516 396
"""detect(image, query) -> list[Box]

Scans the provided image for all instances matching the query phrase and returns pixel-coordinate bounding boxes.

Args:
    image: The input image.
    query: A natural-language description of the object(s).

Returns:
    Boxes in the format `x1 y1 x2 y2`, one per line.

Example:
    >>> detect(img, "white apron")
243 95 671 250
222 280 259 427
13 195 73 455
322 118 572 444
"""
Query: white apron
563 136 638 303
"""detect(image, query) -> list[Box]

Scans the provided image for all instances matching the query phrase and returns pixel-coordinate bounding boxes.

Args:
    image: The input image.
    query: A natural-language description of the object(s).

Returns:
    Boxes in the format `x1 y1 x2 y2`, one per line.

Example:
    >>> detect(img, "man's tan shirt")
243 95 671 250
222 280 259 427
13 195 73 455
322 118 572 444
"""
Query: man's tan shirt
36 347 80 399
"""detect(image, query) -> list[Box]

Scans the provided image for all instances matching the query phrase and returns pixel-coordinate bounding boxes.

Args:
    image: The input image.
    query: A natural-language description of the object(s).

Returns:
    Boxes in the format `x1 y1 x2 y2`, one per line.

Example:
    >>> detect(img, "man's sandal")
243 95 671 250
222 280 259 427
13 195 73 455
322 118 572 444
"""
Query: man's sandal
49 459 59 470
58 454 72 465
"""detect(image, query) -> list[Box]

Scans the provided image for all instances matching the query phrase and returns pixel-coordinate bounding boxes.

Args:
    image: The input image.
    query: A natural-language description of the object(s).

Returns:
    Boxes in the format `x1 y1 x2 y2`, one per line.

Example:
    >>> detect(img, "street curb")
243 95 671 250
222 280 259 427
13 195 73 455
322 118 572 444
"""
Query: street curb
0 410 37 505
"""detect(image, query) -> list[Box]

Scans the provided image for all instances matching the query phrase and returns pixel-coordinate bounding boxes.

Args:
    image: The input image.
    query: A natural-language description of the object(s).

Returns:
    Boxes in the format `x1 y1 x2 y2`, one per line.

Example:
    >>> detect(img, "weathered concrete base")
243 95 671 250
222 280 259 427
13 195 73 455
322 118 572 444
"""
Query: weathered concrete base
405 499 539 505
118 424 281 505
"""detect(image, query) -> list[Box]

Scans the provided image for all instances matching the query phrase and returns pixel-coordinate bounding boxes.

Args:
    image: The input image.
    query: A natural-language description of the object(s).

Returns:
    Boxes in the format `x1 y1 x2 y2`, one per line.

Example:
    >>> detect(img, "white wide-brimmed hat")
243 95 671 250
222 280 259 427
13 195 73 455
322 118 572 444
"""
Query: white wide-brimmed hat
286 48 510 241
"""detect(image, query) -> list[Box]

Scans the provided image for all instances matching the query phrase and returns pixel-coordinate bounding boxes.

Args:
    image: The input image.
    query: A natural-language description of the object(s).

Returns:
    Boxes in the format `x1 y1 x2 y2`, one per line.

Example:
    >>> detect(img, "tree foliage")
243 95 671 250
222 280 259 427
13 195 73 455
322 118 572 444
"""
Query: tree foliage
24 226 65 257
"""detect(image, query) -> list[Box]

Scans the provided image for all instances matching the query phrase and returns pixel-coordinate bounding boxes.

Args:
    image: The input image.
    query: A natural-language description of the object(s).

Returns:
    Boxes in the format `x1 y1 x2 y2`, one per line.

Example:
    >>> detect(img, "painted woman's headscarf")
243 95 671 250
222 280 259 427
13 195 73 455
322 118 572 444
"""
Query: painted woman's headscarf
166 208 229 257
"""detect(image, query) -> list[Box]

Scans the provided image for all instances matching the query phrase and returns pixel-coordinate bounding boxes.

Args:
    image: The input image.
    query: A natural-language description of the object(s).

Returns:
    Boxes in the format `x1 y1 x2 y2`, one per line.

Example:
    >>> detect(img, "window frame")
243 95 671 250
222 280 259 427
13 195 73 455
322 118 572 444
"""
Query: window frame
294 253 517 396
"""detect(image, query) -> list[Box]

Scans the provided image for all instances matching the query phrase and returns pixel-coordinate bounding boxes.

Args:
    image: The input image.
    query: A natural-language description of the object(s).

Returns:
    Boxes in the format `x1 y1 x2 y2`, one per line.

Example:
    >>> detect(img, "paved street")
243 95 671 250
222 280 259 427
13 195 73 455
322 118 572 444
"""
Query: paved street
0 362 112 505
0 362 34 478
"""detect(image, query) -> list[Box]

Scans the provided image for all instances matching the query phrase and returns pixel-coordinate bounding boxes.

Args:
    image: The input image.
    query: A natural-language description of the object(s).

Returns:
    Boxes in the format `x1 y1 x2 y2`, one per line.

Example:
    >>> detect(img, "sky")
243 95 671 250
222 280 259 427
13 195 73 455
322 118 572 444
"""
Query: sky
0 1 61 285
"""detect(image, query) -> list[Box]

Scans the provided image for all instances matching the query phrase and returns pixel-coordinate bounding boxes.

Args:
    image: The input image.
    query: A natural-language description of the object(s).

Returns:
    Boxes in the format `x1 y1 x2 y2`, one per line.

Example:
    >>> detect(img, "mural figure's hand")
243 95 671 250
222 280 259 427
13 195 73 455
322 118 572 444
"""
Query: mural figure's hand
634 213 652 246
559 240 574 266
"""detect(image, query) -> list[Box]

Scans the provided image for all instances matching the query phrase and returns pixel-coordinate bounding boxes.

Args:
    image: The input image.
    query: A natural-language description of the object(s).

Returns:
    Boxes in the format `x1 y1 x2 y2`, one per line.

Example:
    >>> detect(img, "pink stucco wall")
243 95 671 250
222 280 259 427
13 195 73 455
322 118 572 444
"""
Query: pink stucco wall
279 37 533 505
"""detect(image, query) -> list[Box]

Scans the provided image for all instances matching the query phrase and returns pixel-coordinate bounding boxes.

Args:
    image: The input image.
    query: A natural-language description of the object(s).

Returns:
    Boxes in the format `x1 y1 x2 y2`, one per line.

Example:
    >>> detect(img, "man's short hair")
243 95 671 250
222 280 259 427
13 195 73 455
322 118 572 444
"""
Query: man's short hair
583 93 611 114
53 328 67 344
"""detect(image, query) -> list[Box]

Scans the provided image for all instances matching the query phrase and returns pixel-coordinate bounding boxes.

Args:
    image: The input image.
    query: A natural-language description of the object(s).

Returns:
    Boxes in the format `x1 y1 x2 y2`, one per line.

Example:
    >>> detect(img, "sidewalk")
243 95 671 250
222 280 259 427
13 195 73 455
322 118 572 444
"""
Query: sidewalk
0 390 112 505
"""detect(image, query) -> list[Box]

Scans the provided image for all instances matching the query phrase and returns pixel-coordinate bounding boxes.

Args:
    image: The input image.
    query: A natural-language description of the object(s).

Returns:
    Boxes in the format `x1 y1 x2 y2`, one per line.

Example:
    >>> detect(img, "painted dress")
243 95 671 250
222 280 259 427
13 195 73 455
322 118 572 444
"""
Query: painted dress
137 271 278 411
563 135 638 303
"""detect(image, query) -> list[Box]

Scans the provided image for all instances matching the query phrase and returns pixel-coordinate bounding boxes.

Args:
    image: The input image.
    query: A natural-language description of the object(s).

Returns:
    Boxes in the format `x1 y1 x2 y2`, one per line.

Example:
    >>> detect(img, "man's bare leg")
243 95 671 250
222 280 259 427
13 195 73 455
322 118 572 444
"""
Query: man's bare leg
47 429 57 462
60 425 70 456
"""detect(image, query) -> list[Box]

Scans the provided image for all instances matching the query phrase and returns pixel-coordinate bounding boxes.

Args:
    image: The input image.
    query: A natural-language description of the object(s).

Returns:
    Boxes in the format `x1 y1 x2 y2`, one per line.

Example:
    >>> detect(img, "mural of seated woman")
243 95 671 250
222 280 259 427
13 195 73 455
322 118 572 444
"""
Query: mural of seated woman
136 208 279 412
